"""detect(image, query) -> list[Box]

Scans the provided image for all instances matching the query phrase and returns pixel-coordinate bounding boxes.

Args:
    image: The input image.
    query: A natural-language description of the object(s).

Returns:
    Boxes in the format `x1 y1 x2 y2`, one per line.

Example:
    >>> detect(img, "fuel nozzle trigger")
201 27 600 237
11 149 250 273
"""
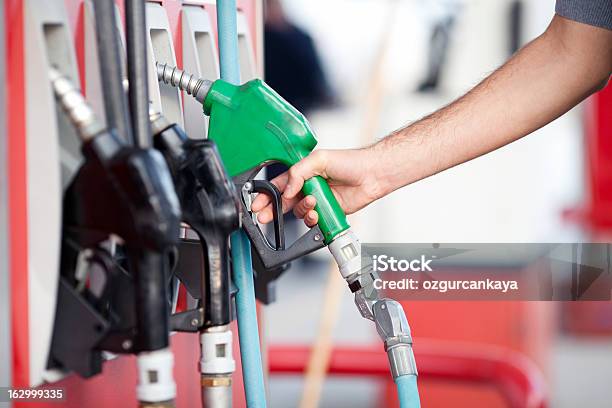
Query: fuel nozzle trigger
235 172 326 304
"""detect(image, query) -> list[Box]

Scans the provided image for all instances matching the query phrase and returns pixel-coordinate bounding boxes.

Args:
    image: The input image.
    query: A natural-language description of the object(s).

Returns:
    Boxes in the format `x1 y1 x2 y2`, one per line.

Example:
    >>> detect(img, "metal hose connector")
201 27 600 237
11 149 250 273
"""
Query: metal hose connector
373 299 418 379
201 375 232 408
49 67 104 141
156 62 212 105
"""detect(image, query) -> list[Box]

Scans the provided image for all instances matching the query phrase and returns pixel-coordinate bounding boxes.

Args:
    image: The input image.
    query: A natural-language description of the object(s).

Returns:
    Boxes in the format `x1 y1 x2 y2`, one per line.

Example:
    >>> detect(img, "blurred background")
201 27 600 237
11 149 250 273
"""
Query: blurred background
261 0 612 407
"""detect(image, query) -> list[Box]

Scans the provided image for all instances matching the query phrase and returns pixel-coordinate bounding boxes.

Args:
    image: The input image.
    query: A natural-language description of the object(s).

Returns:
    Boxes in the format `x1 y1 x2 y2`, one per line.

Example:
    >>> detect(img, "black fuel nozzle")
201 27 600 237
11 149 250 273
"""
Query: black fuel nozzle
151 111 240 328
77 129 181 352
150 111 239 405
61 128 182 353
48 70 181 378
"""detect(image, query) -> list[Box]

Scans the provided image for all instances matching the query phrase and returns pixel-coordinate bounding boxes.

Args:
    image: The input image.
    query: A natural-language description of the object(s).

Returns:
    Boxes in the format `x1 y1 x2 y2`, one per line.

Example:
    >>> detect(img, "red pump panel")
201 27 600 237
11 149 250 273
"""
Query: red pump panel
6 0 29 391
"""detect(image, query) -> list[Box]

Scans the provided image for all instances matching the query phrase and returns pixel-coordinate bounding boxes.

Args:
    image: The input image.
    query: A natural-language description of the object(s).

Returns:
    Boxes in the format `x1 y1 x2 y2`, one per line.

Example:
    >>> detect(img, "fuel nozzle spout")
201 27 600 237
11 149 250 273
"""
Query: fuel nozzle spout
156 62 213 105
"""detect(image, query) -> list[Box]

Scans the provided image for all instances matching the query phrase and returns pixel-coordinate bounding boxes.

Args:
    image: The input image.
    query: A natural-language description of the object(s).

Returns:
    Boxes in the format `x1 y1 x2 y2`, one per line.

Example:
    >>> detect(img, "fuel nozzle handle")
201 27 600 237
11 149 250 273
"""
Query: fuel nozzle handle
205 79 351 244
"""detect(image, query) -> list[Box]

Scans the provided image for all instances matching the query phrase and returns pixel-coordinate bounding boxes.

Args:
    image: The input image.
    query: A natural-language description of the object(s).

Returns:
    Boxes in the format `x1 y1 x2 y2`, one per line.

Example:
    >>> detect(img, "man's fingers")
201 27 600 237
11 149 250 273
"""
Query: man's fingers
255 194 301 224
257 198 319 228
283 151 328 200
256 205 274 224
251 173 289 212
252 150 329 224
251 194 271 214
304 210 318 227
293 195 316 219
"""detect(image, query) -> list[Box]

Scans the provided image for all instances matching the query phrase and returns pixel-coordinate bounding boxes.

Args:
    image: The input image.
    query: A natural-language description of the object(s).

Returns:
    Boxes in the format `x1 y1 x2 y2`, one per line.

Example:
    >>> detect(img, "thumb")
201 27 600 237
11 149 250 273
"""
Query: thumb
283 150 328 199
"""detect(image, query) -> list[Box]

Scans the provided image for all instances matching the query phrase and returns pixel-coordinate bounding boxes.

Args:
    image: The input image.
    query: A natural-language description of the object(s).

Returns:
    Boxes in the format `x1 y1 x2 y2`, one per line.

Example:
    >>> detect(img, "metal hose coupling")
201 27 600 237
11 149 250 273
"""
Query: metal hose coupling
373 299 418 379
328 230 380 321
156 62 212 105
48 67 105 141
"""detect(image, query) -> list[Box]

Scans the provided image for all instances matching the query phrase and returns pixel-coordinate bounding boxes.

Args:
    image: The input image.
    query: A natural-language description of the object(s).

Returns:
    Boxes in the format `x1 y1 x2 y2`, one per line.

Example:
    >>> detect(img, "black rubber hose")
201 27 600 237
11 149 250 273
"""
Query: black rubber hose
92 0 133 145
125 0 151 148
129 250 170 351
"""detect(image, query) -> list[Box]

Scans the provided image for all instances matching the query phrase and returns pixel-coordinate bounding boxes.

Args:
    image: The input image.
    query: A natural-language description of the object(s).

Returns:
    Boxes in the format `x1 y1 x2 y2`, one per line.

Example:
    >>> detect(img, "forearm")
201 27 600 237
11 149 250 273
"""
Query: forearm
372 15 611 195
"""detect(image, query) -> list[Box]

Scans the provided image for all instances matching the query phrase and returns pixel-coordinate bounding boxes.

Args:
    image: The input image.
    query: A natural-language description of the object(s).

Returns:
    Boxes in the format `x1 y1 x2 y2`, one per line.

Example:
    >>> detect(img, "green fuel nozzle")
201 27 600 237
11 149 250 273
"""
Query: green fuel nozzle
157 63 376 318
204 79 353 244
157 63 348 244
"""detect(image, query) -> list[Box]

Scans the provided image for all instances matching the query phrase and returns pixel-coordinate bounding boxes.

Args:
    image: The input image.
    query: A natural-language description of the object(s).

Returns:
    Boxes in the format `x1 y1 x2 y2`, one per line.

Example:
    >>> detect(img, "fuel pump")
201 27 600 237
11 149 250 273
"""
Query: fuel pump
47 69 181 408
156 63 420 405
150 107 240 408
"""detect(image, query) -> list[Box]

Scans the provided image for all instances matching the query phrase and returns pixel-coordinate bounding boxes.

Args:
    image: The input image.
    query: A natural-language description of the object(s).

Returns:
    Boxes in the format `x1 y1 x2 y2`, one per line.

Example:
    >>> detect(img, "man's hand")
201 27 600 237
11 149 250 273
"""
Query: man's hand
254 15 611 228
251 148 387 227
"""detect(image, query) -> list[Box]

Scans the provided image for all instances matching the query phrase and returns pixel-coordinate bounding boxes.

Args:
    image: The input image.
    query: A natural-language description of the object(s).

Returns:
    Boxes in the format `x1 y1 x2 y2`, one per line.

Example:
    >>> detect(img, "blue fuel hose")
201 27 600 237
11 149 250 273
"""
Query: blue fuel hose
395 375 421 408
216 1 267 407
230 231 266 408
217 0 241 82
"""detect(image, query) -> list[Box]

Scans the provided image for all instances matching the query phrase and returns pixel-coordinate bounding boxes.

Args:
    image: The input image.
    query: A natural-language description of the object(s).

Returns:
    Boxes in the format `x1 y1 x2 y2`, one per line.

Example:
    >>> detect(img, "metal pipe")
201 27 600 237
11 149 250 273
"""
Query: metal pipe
156 63 212 105
48 68 105 141
125 0 151 148
92 0 133 144
201 378 232 408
